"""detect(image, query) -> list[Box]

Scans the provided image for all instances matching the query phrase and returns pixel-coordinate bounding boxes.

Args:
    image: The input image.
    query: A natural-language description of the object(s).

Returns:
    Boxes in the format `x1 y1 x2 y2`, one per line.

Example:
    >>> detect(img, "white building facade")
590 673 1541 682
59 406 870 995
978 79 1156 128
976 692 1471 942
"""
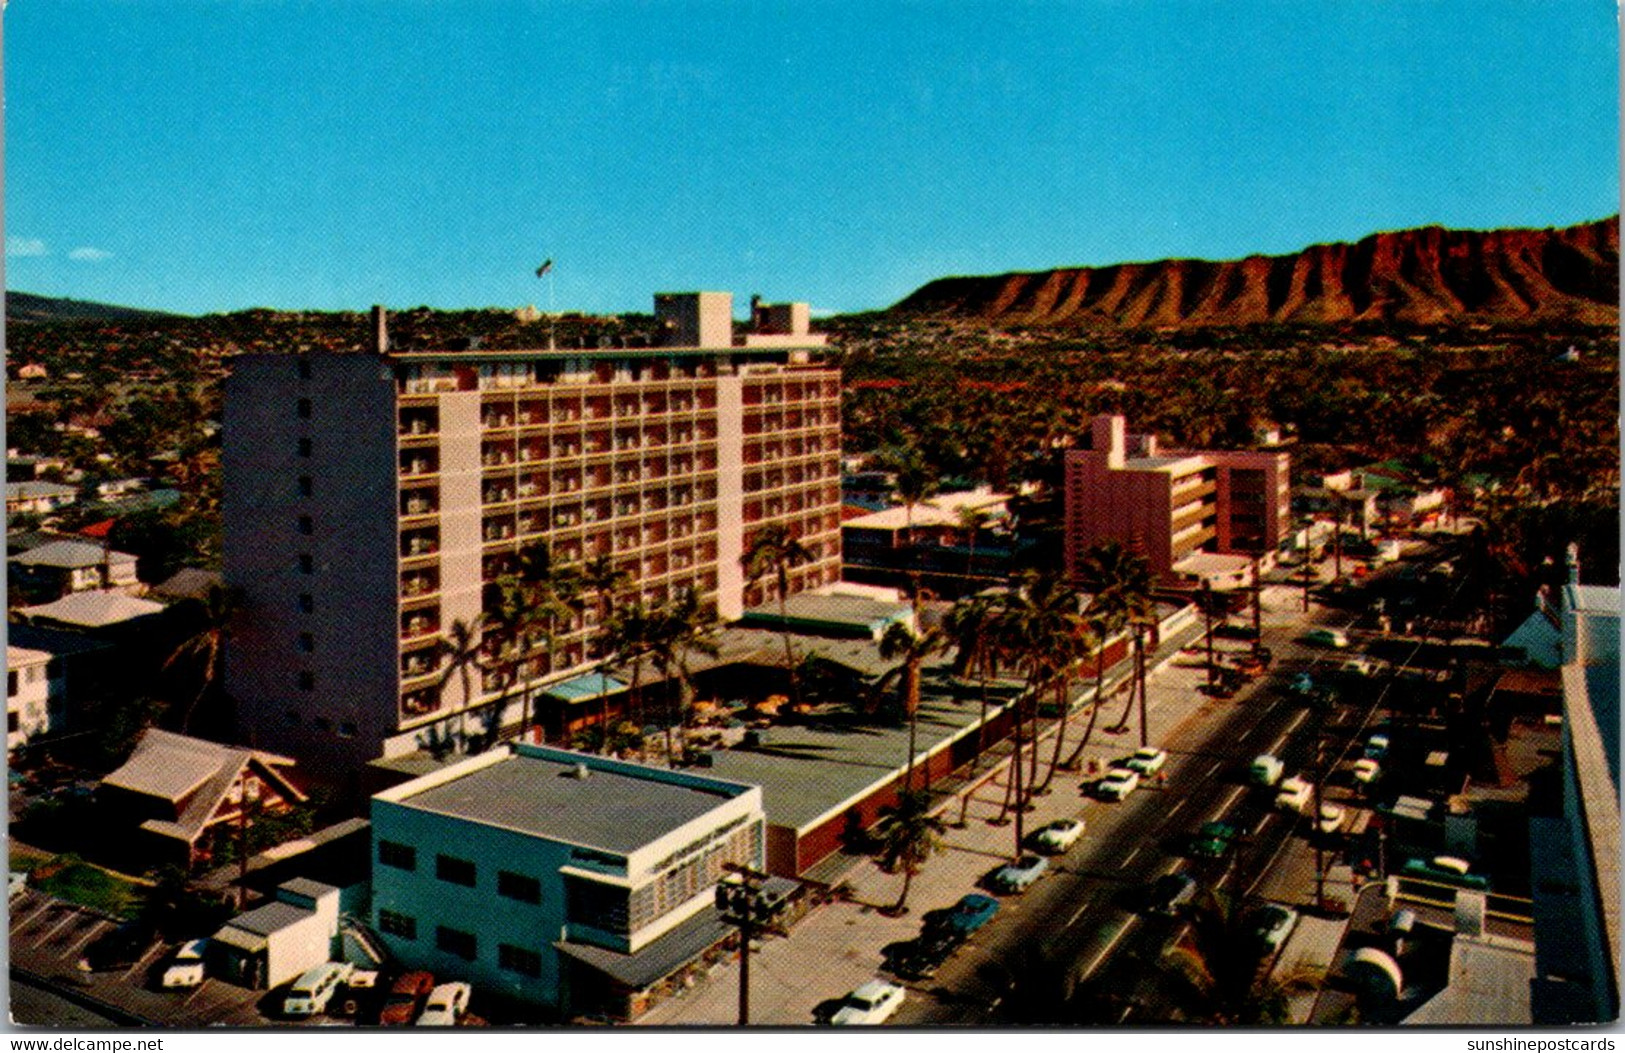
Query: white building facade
370 744 764 1019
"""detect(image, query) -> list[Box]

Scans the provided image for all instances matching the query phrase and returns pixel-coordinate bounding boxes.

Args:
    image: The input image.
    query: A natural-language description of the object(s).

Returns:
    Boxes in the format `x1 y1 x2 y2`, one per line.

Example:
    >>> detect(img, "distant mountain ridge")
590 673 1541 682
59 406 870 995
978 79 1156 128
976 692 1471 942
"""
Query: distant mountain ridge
6 291 180 323
891 217 1619 327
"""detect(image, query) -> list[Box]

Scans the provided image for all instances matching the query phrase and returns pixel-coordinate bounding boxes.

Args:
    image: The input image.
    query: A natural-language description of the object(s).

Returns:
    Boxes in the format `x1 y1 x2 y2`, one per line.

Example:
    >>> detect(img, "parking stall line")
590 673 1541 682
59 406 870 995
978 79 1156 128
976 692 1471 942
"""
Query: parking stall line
1118 846 1142 869
32 910 81 948
1064 897 1093 928
64 918 111 956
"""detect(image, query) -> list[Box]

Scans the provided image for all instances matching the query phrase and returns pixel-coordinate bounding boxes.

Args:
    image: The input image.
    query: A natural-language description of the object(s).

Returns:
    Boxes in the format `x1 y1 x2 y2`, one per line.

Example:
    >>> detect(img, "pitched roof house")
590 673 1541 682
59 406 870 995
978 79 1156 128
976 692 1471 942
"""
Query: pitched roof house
98 729 306 866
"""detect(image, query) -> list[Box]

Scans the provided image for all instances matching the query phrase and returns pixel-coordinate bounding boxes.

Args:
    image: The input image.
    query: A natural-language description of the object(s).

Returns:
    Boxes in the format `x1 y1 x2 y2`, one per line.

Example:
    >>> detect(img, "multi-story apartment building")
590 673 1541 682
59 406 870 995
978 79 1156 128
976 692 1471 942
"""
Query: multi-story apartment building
1063 414 1290 585
223 292 842 775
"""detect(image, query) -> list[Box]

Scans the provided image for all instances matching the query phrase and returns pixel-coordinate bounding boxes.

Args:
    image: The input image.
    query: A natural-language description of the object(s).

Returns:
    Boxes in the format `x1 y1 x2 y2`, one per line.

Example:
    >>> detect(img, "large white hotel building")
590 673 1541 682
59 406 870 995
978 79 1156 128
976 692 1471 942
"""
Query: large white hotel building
222 292 842 774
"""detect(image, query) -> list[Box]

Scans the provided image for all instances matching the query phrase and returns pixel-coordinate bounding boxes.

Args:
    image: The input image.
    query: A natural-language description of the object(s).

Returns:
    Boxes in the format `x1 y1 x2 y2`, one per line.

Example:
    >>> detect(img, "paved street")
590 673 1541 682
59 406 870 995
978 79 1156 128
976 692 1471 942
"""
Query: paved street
640 569 1367 1026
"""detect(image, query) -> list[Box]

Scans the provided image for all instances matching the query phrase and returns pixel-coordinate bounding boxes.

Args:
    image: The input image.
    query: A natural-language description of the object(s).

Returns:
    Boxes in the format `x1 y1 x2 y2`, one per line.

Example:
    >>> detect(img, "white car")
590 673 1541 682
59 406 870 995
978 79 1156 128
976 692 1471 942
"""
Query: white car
1125 746 1168 777
1316 803 1347 835
1275 776 1312 813
831 980 906 1025
1032 818 1086 854
1351 758 1381 786
162 939 208 989
284 962 354 1018
416 982 472 1027
1096 767 1141 801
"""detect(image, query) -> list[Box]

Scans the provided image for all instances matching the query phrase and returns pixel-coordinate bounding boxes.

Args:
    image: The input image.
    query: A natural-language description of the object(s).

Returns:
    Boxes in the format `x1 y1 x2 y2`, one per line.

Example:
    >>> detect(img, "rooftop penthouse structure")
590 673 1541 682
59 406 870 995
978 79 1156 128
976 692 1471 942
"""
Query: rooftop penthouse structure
223 292 842 776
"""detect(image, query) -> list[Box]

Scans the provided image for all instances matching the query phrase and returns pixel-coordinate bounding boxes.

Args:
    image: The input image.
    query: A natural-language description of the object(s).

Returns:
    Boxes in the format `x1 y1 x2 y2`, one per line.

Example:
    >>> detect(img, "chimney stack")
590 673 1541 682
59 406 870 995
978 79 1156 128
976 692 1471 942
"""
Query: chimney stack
371 305 389 355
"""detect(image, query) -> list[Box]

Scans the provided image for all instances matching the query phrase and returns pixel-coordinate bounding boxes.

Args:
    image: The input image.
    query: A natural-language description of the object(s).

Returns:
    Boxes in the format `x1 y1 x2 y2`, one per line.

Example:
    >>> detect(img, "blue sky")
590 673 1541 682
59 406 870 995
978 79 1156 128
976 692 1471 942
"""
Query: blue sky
5 1 1618 316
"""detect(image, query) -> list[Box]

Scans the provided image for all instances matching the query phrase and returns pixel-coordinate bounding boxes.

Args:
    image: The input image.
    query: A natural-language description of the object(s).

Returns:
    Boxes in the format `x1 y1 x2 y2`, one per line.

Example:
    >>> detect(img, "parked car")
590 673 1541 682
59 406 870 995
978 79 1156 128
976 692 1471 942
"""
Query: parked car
79 922 157 973
9 871 27 900
1305 628 1351 649
1316 803 1347 835
161 939 208 989
1250 904 1299 953
1249 754 1284 787
416 982 472 1027
1400 856 1488 891
1287 672 1316 696
1147 873 1198 916
284 962 354 1018
1096 767 1141 801
1364 734 1391 761
1125 746 1168 776
1275 776 1312 813
990 854 1050 893
1031 818 1086 854
1351 758 1381 786
379 971 437 1026
933 893 1000 937
887 928 963 981
831 980 906 1025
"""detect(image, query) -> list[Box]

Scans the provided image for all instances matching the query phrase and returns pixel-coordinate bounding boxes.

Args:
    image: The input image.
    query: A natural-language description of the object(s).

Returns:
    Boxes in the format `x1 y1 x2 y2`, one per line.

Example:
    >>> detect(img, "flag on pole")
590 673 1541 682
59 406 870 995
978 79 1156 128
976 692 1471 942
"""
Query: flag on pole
535 258 554 278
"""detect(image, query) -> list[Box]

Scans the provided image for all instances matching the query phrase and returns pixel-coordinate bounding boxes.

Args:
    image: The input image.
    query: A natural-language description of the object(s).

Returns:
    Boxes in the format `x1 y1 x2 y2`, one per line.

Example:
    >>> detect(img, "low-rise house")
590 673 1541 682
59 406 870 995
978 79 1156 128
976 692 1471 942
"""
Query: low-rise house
17 590 164 632
7 647 57 754
370 744 766 1021
210 878 342 989
149 568 226 604
6 481 78 515
98 729 306 867
9 540 140 600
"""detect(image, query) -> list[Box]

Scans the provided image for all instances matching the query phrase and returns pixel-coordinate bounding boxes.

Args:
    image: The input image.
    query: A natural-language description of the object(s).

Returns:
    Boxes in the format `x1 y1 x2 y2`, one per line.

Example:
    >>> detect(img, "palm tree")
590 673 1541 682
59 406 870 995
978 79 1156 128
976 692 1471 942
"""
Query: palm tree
436 617 487 751
646 587 721 766
1160 888 1314 1024
877 621 948 792
945 593 1001 764
163 583 241 736
1079 543 1155 743
582 555 631 661
875 788 946 916
741 524 815 709
1064 606 1124 768
605 601 657 757
957 505 992 578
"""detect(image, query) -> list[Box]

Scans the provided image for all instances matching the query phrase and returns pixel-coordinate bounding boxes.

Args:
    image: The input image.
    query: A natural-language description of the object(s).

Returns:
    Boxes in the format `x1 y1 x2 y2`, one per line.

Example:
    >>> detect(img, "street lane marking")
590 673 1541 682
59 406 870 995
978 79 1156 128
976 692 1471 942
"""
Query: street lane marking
1165 798 1187 820
1078 917 1137 980
1118 846 1142 869
1065 897 1094 928
1204 759 1223 778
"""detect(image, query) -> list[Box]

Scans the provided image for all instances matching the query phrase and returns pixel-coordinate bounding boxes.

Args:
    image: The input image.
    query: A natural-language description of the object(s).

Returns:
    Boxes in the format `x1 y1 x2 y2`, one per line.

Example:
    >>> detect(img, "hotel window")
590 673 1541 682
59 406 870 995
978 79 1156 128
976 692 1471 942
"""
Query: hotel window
378 840 416 871
298 515 313 536
298 632 314 653
498 944 543 978
297 398 312 419
298 476 313 497
298 437 313 458
297 671 314 691
435 926 477 961
297 357 312 380
436 854 477 887
378 910 416 940
299 594 314 614
299 554 314 574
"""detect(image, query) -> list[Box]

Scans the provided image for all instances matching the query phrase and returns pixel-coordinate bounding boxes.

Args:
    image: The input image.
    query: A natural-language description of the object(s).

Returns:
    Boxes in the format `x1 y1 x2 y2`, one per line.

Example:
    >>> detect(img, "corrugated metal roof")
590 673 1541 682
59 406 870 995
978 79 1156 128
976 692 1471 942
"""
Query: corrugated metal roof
19 590 164 627
544 672 627 704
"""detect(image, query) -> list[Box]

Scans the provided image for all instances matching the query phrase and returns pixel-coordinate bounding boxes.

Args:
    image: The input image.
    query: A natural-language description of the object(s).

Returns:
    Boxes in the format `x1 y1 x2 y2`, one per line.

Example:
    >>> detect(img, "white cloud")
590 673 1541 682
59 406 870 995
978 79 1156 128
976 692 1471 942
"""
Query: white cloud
6 237 47 258
68 246 112 262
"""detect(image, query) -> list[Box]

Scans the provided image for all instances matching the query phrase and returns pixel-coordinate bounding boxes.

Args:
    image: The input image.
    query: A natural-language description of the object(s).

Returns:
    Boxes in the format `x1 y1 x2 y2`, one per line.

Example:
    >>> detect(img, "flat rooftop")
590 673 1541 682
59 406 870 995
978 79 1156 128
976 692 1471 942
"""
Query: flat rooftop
390 750 747 855
704 659 996 831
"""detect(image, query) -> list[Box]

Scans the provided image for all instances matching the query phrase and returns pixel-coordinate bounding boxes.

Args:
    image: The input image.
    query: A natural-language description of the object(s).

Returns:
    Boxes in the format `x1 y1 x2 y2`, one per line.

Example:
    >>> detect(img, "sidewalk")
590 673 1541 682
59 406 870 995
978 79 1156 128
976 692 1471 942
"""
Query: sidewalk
637 596 1291 1026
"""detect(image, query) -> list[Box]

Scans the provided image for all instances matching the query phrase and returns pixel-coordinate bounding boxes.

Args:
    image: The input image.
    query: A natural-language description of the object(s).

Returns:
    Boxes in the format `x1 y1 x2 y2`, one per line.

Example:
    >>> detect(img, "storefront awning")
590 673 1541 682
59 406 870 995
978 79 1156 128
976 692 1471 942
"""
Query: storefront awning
555 908 731 990
544 673 627 705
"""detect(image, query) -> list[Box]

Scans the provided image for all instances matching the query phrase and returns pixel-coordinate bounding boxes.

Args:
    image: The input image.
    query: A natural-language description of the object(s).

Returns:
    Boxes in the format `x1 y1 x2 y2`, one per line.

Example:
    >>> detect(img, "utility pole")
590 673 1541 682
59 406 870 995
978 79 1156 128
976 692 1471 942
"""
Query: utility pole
715 865 786 1026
